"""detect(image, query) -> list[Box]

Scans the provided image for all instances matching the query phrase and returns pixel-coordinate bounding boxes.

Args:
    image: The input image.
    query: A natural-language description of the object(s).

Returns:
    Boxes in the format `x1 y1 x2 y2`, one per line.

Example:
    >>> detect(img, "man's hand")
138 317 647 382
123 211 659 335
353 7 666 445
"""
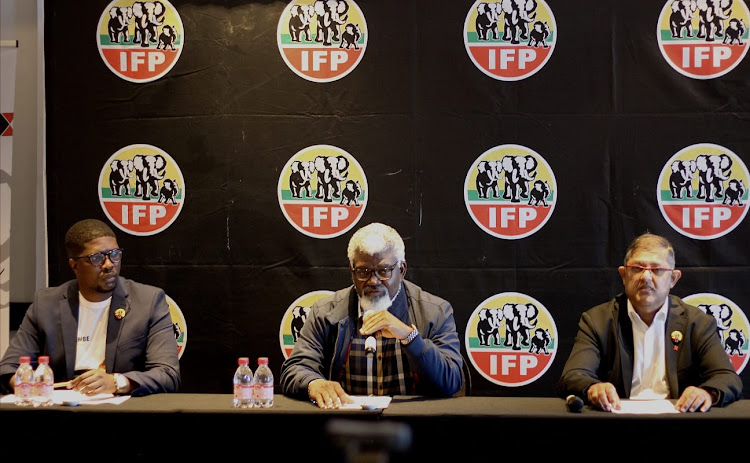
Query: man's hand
586 382 621 412
360 310 411 340
69 369 116 395
307 378 355 409
675 386 712 412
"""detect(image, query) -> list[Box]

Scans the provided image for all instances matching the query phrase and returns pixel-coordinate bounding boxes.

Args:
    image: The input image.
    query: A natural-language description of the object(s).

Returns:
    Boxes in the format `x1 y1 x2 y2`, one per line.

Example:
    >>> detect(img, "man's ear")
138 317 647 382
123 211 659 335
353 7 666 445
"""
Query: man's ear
400 261 407 277
68 258 78 273
670 269 682 288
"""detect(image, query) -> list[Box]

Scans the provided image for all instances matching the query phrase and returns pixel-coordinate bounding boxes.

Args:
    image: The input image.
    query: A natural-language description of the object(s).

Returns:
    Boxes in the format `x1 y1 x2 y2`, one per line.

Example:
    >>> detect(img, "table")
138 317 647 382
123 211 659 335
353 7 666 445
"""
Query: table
2 394 747 460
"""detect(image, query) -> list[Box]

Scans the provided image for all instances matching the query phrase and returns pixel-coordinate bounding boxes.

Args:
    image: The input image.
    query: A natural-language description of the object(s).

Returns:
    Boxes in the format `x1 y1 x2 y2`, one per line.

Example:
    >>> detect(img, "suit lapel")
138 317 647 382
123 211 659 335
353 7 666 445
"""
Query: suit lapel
105 277 128 373
616 296 634 397
60 283 80 379
664 296 686 399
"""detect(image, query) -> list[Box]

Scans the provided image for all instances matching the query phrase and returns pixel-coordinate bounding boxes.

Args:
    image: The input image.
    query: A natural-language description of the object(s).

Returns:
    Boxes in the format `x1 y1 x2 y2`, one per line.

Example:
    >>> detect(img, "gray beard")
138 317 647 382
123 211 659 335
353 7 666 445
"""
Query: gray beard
360 287 401 313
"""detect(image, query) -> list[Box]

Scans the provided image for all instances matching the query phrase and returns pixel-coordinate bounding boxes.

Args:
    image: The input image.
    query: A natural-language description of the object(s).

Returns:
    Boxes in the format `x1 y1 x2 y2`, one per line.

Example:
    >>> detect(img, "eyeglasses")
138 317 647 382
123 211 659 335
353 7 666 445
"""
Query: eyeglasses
351 263 399 282
625 265 673 277
73 248 124 267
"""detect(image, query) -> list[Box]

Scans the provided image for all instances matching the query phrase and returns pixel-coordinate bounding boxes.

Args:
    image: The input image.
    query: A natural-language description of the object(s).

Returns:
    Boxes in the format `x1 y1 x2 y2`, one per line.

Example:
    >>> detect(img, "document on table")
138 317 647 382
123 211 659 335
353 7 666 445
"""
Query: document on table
612 399 679 414
340 395 392 410
1 390 130 405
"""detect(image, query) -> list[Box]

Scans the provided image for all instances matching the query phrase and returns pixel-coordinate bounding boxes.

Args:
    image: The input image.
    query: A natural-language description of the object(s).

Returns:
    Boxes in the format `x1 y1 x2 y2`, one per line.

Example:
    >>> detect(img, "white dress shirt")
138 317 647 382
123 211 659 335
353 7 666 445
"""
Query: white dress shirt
628 299 670 400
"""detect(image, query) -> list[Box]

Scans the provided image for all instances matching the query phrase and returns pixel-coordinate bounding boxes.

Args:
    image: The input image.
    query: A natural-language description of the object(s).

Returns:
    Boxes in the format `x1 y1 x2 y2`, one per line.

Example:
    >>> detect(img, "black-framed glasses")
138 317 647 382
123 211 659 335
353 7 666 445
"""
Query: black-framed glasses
351 263 399 282
73 248 124 267
625 265 673 277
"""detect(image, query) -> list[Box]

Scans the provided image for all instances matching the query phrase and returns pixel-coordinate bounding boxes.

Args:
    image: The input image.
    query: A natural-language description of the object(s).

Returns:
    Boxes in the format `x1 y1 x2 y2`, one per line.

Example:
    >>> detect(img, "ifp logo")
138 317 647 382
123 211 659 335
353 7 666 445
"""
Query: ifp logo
657 143 748 239
277 0 368 82
464 0 557 81
278 144 367 239
464 144 557 239
465 292 557 387
657 0 749 79
279 290 334 358
684 293 748 374
97 0 184 83
98 144 185 236
167 295 187 359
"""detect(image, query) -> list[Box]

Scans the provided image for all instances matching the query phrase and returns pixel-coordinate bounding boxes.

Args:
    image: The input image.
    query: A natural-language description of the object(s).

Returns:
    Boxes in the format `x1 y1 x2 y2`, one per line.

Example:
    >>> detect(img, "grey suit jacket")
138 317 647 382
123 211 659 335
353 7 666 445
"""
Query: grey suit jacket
0 277 180 396
557 293 742 406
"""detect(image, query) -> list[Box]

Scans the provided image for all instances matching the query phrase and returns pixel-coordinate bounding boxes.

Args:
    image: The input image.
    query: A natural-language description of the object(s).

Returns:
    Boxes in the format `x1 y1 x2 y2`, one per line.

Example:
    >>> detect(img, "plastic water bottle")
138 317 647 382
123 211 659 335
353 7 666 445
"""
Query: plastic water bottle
253 357 274 408
233 357 253 409
14 356 34 406
33 355 54 407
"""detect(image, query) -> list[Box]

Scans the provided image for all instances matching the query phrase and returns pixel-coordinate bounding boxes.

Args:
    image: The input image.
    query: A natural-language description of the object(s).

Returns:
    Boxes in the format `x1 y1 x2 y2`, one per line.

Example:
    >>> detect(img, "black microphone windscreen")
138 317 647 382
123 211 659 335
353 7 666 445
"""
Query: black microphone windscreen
566 395 584 413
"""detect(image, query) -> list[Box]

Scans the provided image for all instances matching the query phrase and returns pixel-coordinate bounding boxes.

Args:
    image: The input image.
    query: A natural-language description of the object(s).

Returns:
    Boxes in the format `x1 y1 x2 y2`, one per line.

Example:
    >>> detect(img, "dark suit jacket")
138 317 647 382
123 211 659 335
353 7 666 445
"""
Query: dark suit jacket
557 293 742 406
0 277 180 396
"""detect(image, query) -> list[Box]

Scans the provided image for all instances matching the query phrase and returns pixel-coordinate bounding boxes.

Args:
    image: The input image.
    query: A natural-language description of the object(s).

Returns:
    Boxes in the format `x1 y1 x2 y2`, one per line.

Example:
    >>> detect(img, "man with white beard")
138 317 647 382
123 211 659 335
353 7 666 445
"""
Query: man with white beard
280 222 463 408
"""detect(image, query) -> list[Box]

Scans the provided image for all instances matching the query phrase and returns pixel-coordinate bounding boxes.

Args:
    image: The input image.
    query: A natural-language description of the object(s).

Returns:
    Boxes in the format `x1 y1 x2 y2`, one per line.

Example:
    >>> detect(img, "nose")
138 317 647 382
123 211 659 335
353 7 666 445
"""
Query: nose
101 254 115 269
365 272 381 285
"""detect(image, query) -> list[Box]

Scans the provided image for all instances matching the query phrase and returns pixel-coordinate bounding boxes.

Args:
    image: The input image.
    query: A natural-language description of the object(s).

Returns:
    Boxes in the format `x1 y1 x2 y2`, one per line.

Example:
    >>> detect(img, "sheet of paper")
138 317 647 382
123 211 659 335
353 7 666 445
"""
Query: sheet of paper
1 390 130 405
340 395 392 410
612 399 679 414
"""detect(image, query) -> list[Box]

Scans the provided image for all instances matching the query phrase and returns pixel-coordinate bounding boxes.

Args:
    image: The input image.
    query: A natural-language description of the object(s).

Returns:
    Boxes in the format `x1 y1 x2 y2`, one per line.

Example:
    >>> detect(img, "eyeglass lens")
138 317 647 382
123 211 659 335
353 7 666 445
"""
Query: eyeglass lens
89 249 123 266
354 265 396 281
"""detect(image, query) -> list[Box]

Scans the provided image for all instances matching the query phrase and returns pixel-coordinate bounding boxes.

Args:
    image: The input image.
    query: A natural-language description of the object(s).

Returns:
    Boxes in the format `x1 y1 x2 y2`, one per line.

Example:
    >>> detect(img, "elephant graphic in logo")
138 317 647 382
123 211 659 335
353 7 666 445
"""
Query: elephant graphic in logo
501 155 538 203
158 179 180 205
109 159 135 196
528 21 550 48
725 329 746 356
132 0 167 48
501 0 538 45
696 154 733 203
108 5 133 43
502 303 538 350
314 0 350 46
291 306 311 343
476 161 501 199
477 308 503 346
340 23 361 49
699 303 733 341
289 3 315 42
475 2 502 41
669 159 697 199
529 328 551 355
528 180 550 207
723 179 745 206
289 160 315 199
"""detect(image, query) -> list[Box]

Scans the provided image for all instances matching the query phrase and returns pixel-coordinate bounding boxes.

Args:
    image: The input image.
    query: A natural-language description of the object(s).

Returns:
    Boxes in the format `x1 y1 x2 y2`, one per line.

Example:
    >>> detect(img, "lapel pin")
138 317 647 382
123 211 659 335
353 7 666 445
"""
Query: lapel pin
670 330 683 351
114 308 126 320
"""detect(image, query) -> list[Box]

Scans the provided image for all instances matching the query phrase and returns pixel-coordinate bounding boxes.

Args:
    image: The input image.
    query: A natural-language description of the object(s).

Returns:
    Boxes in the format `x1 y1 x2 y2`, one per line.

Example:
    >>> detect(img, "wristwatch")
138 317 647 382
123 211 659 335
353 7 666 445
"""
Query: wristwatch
113 373 127 394
400 324 419 346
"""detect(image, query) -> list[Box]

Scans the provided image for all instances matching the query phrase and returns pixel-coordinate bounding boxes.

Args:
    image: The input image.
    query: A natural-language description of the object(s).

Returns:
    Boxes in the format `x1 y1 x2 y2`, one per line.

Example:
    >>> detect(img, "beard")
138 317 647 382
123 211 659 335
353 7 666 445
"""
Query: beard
360 287 401 313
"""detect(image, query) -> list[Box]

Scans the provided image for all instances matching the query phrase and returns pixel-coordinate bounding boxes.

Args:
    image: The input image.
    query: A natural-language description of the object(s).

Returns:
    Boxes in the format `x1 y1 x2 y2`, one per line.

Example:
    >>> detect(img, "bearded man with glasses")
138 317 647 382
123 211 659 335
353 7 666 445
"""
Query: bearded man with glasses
0 219 180 396
557 232 742 412
281 222 463 408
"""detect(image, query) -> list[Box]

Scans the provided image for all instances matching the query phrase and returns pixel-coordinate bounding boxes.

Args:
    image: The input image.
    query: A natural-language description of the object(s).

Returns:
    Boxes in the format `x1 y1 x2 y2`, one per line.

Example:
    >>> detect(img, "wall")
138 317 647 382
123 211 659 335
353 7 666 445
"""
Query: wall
41 0 750 397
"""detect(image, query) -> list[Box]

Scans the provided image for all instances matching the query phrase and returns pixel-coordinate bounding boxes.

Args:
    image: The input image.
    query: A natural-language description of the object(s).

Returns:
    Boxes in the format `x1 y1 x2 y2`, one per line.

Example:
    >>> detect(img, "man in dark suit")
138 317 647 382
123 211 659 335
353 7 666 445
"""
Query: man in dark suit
557 232 742 412
0 219 180 396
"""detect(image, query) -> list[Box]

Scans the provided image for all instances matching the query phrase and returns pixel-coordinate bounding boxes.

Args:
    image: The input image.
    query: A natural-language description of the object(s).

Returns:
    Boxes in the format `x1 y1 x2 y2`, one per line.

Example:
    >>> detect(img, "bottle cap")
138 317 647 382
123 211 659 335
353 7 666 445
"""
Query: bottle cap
19 356 30 363
39 356 50 364
238 357 249 365
258 357 268 365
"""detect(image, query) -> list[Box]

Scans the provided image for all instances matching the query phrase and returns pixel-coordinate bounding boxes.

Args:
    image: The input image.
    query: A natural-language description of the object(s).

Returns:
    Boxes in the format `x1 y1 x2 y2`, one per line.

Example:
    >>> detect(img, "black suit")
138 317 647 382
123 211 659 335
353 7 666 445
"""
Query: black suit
557 294 742 406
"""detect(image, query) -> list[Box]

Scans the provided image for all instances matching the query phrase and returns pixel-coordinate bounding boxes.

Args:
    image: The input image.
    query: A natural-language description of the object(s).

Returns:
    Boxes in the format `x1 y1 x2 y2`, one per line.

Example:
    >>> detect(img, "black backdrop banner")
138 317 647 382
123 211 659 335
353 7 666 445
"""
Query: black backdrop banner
43 0 749 397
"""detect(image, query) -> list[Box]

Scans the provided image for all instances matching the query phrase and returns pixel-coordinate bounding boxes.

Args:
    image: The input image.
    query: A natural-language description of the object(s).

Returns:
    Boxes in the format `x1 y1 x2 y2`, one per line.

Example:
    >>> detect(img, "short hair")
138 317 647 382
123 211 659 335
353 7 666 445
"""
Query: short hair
65 219 116 258
347 223 406 266
623 232 675 267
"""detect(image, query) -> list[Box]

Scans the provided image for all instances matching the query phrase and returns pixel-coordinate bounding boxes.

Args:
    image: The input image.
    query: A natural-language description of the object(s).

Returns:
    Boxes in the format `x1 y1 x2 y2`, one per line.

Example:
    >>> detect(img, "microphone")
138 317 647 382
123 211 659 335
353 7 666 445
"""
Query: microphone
365 336 376 358
566 395 584 413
